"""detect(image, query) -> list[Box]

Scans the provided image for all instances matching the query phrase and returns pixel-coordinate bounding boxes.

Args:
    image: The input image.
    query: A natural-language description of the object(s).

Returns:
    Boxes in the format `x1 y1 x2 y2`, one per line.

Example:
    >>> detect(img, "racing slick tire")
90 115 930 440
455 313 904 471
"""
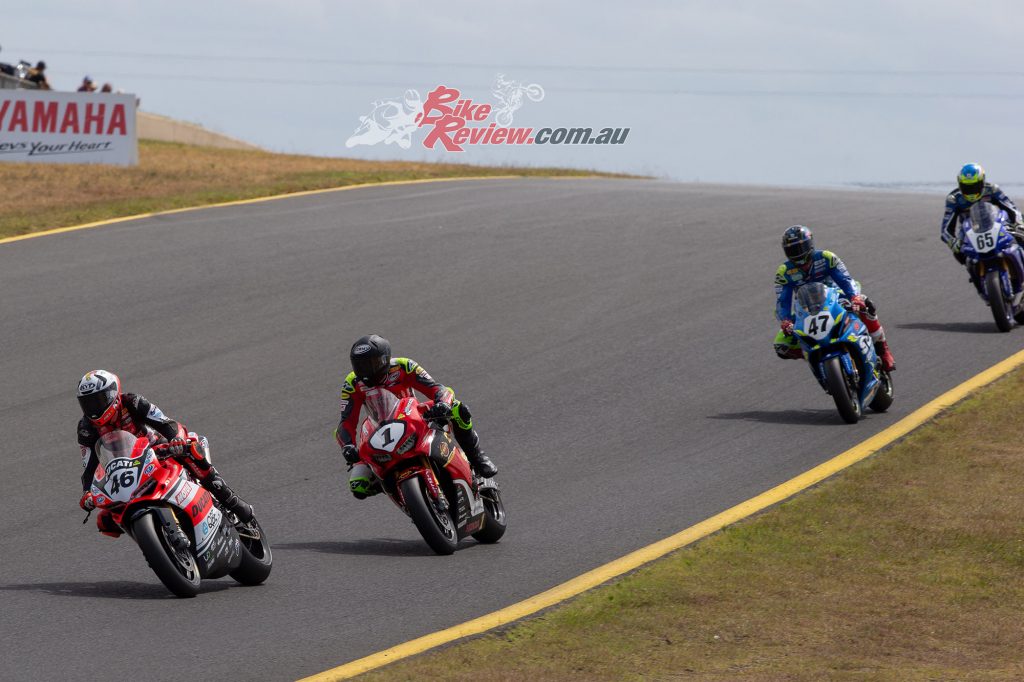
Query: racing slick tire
401 476 459 555
825 355 861 424
986 270 1013 332
133 512 201 598
471 486 507 545
229 516 273 586
869 371 894 413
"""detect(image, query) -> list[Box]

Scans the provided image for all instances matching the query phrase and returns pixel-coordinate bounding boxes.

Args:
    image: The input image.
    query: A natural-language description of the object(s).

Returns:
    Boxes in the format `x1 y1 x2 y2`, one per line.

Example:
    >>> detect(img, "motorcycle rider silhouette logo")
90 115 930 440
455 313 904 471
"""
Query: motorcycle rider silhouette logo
490 73 544 126
345 89 423 149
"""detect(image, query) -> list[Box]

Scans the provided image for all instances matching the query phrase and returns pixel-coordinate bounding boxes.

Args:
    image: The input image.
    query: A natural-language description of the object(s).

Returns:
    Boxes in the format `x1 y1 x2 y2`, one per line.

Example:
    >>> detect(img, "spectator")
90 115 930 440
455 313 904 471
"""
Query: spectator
26 61 50 89
77 75 96 92
100 82 113 93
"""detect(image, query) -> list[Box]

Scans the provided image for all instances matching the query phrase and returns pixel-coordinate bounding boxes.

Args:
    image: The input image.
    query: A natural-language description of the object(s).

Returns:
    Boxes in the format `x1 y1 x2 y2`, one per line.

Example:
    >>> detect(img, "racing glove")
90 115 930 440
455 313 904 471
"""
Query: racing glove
341 444 360 465
848 295 867 313
165 437 188 458
424 402 452 421
79 491 96 512
780 319 795 336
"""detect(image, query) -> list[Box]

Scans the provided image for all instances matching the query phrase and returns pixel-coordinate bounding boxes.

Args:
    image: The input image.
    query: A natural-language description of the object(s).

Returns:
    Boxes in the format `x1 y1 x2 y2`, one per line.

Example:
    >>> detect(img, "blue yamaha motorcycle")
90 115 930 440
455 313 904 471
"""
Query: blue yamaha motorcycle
956 202 1024 332
791 282 893 424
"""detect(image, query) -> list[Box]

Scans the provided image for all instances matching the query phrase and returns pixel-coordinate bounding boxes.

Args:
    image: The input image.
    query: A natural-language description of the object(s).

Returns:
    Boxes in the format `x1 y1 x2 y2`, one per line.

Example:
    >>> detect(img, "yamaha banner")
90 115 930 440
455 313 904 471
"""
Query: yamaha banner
0 89 138 166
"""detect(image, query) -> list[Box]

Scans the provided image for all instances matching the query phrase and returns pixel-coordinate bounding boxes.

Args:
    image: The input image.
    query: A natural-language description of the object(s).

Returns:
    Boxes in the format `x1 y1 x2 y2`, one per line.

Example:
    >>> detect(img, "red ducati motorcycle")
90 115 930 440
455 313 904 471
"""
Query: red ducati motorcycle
86 430 272 597
356 388 506 555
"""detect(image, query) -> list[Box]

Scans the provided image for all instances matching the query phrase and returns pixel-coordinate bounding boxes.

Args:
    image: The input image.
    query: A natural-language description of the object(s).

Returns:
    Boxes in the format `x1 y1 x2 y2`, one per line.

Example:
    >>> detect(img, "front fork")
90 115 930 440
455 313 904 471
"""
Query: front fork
127 506 190 551
972 250 1024 303
395 458 449 513
812 350 859 394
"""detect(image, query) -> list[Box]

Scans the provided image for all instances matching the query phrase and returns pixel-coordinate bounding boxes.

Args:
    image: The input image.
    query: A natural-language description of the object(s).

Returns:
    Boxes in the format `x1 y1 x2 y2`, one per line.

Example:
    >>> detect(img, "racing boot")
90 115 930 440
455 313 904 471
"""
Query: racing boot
205 472 254 523
875 340 896 373
450 402 498 477
453 426 498 478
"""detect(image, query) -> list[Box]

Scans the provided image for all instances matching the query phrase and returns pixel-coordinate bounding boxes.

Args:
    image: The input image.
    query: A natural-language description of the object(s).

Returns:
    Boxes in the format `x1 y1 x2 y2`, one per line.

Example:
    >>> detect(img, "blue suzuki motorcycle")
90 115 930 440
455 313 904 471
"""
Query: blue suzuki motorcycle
956 202 1024 332
791 282 894 424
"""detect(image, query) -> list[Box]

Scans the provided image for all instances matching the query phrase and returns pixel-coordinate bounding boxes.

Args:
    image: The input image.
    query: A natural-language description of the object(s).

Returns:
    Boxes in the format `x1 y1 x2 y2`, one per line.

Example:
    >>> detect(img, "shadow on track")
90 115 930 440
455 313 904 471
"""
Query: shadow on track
707 409 839 425
0 580 229 600
898 321 995 334
276 538 432 557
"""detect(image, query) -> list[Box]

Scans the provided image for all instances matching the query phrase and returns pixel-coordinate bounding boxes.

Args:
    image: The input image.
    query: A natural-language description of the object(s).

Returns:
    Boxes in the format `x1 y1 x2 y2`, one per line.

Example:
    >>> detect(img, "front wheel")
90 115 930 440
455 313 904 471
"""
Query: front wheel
471 487 507 544
824 355 861 424
400 476 458 555
132 512 201 598
229 515 273 586
985 269 1013 332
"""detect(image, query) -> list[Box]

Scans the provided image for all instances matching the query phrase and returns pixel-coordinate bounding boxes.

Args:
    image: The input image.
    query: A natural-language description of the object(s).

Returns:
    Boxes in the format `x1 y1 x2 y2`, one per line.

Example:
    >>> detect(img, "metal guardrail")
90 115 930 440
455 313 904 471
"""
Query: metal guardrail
0 72 39 89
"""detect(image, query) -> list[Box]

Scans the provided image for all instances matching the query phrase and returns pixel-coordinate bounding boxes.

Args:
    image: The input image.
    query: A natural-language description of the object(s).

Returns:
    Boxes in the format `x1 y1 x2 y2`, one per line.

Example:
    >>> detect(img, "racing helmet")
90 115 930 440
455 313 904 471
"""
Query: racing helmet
77 370 122 426
350 335 391 386
958 163 986 202
782 225 815 266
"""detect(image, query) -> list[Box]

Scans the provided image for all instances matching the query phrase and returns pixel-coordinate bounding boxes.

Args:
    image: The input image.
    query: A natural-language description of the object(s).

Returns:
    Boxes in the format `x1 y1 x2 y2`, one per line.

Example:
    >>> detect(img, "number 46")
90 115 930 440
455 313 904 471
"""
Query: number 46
108 470 135 494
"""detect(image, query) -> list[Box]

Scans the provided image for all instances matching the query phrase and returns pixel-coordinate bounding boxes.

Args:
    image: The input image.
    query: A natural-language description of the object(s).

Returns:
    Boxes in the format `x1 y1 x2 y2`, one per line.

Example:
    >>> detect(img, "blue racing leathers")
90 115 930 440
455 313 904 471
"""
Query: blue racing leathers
774 250 858 322
940 182 1023 249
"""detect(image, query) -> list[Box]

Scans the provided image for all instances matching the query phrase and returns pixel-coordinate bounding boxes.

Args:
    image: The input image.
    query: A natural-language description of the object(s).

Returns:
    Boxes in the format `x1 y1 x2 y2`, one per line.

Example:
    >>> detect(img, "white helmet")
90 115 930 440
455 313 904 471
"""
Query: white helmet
77 370 122 426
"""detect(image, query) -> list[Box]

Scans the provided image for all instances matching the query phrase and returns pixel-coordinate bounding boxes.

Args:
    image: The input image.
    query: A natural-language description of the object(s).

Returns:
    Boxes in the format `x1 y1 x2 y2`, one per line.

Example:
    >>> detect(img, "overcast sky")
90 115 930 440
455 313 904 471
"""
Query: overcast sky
6 0 1024 188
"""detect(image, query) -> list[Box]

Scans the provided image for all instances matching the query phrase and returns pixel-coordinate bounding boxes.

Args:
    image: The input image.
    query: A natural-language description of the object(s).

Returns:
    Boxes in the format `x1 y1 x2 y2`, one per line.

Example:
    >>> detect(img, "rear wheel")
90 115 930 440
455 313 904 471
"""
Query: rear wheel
471 487 507 544
986 269 1013 332
229 515 273 586
824 355 861 424
401 476 458 555
132 512 201 598
869 371 894 412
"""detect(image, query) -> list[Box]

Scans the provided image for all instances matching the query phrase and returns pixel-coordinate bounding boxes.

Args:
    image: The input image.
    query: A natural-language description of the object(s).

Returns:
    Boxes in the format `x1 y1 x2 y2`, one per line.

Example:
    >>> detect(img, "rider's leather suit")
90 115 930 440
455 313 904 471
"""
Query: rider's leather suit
772 250 889 359
334 358 486 496
941 182 1023 248
78 393 251 535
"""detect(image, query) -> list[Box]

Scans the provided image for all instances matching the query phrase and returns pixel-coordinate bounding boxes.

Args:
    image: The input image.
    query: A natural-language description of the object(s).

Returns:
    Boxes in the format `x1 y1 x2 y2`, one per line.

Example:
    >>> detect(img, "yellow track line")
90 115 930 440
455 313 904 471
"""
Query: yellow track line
0 175 524 246
300 347 1024 681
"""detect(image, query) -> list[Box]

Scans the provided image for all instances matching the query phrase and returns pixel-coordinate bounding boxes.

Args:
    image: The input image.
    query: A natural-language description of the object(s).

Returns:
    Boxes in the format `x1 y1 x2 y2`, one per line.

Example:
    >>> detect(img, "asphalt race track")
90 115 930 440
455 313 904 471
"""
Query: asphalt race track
1 179 1020 681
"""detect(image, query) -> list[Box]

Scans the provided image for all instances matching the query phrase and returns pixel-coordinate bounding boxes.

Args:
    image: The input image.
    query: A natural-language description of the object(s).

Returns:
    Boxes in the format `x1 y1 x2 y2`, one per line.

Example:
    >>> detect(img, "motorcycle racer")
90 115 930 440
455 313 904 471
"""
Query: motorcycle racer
773 226 896 371
76 370 254 537
941 163 1024 263
335 335 498 499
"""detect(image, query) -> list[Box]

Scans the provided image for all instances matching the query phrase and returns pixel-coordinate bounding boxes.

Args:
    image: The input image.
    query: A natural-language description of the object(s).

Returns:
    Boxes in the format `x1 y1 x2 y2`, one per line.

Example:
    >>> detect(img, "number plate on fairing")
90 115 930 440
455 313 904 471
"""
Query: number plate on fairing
803 312 835 340
966 226 999 254
94 456 147 503
369 422 406 453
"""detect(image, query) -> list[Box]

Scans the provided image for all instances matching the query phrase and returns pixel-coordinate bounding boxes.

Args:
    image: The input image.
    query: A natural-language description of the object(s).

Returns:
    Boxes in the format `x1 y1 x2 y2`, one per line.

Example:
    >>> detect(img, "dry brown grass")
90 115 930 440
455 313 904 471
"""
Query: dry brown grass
0 139 610 239
358 370 1024 681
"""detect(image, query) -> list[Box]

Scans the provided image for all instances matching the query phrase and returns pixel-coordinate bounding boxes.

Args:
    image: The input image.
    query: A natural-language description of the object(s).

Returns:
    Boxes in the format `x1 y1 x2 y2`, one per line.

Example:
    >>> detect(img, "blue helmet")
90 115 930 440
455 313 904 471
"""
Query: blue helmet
782 225 814 265
958 163 986 202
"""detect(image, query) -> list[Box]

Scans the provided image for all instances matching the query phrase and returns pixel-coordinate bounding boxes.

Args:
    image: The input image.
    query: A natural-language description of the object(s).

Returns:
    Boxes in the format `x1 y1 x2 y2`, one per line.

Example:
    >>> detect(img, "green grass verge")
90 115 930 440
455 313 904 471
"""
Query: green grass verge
360 368 1024 681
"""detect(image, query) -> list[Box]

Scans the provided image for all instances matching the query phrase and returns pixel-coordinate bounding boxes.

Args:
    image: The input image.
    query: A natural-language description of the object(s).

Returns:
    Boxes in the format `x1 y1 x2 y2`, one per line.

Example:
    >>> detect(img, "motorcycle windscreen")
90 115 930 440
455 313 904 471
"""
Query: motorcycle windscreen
796 282 828 315
363 387 400 424
968 202 1001 234
94 430 147 468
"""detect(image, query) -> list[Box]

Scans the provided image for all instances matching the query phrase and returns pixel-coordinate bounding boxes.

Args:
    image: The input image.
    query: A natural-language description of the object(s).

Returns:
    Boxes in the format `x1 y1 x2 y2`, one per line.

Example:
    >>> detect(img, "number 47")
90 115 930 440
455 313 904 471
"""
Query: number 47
808 314 829 335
